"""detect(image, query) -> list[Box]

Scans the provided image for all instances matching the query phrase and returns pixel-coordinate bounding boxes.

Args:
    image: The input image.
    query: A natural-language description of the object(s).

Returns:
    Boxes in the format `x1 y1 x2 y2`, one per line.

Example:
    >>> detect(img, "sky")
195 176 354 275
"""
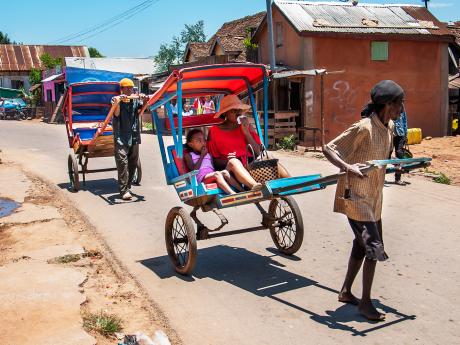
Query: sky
1 0 459 58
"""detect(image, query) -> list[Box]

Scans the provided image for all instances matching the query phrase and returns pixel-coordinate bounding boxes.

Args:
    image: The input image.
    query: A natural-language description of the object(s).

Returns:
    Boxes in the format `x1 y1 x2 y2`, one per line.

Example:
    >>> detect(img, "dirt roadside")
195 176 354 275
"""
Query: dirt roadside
0 158 181 345
408 136 460 186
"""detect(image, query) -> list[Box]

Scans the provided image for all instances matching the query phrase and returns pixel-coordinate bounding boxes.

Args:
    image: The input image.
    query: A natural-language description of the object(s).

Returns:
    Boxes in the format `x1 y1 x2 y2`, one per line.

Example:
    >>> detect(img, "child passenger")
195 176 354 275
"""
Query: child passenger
184 129 260 194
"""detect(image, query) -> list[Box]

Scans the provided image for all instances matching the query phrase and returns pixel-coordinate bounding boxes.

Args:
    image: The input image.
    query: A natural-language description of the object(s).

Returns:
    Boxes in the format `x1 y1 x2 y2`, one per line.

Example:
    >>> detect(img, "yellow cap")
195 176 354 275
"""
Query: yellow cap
119 78 134 87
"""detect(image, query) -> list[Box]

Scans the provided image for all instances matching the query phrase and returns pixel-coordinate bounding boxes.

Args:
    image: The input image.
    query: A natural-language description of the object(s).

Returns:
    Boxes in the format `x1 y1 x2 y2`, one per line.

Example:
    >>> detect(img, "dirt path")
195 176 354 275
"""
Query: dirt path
408 136 460 186
0 160 180 345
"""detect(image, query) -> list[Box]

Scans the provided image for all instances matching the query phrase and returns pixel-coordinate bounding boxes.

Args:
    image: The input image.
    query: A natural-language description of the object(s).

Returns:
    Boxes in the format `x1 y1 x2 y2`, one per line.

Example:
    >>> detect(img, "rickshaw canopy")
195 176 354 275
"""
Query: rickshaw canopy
146 63 269 107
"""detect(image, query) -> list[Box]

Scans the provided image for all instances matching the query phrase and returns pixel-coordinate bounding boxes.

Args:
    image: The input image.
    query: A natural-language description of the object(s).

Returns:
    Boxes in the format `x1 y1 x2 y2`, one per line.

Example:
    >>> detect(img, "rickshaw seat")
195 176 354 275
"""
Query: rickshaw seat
165 112 224 130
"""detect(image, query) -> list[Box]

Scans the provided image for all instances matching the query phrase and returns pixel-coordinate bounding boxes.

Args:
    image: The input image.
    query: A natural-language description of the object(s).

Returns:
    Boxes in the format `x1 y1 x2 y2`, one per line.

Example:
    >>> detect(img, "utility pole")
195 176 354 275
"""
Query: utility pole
266 0 276 71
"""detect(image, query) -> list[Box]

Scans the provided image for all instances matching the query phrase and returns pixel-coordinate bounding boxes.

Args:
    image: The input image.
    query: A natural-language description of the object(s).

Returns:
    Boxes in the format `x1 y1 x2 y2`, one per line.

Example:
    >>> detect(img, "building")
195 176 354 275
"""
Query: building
253 1 456 143
182 12 265 67
0 44 88 91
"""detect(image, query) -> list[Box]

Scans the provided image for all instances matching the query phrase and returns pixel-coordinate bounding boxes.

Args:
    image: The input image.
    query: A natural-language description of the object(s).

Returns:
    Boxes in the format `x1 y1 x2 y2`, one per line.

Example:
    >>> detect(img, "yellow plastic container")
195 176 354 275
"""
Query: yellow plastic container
453 119 459 131
407 128 422 145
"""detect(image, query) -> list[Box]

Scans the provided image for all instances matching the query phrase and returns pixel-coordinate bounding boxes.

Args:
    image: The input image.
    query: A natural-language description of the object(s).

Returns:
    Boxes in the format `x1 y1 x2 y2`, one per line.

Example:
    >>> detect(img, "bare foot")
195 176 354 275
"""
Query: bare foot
358 300 385 321
338 291 360 306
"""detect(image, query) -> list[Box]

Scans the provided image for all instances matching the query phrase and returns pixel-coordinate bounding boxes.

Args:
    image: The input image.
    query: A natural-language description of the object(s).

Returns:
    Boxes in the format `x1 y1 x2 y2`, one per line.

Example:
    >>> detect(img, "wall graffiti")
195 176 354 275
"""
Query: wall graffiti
328 80 357 126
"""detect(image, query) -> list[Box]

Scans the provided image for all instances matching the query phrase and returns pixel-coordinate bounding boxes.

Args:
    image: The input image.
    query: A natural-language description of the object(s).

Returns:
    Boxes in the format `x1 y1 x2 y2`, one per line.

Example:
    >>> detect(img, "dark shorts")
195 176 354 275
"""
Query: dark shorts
348 218 389 262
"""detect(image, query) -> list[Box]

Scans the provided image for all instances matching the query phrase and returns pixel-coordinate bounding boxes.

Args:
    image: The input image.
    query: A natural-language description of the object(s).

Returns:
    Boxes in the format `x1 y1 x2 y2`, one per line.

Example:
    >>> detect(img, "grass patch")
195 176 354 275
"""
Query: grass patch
433 172 451 185
83 311 123 337
53 254 81 264
50 249 103 264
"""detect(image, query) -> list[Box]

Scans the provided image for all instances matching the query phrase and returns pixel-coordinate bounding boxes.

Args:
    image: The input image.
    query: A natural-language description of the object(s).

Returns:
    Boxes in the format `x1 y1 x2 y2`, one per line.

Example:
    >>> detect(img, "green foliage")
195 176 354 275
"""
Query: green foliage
143 122 153 131
40 53 62 69
154 36 183 73
88 47 104 58
83 311 123 337
276 135 296 151
29 68 42 85
243 37 258 50
433 172 451 185
0 31 13 44
180 20 206 44
154 20 206 72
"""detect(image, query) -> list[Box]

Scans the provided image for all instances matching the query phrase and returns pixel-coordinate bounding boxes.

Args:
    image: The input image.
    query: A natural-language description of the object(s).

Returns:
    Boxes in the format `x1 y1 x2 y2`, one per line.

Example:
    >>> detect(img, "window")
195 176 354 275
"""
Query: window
276 22 283 47
371 41 388 61
11 80 24 89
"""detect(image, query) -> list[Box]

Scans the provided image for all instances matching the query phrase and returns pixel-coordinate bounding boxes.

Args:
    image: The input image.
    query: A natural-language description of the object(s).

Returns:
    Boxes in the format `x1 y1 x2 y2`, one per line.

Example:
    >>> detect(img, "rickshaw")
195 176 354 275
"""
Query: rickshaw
143 63 431 275
63 81 142 191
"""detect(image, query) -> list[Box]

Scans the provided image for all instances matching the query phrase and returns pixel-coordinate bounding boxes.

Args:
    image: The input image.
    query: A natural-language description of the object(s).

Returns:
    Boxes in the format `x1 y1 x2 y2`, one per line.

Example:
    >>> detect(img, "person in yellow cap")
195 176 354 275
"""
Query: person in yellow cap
111 78 149 200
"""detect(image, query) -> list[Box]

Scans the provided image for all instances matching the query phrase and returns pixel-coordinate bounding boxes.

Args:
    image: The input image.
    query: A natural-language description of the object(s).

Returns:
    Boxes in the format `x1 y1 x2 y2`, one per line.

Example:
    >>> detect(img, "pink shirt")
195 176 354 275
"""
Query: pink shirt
190 151 215 183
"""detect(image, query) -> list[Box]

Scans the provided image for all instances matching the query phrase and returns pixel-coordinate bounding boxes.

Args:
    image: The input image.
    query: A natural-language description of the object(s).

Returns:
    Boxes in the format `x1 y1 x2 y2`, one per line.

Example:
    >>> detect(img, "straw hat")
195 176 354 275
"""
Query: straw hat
214 94 251 118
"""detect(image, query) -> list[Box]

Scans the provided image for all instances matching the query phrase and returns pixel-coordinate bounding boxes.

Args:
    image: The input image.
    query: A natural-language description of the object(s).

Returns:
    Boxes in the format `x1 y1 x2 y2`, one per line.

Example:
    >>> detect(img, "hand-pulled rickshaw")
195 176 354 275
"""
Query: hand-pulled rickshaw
143 63 431 275
63 81 142 191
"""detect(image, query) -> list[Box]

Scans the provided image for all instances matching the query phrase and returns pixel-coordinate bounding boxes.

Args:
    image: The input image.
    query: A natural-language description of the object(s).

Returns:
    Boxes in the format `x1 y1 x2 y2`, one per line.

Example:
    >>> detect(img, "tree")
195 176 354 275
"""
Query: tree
28 68 43 107
88 47 104 58
40 53 62 69
180 21 206 44
29 68 42 86
0 31 12 44
0 31 15 44
154 21 206 72
154 36 183 73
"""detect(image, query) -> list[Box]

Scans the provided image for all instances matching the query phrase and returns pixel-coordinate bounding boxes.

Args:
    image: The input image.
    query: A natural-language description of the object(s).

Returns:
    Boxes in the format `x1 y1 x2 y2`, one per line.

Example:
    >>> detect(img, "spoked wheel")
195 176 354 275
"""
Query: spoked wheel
67 153 80 192
165 207 197 275
132 159 142 185
268 196 304 255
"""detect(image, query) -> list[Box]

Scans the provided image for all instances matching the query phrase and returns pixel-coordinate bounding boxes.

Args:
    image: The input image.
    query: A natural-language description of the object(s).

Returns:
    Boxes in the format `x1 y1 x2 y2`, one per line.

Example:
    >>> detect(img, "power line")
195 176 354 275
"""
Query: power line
49 0 158 44
76 1 161 42
50 0 153 44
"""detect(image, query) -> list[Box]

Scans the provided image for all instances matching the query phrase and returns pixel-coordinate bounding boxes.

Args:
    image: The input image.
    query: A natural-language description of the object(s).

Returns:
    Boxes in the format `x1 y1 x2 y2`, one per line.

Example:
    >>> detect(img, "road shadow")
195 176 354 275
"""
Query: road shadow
139 245 415 336
57 178 145 205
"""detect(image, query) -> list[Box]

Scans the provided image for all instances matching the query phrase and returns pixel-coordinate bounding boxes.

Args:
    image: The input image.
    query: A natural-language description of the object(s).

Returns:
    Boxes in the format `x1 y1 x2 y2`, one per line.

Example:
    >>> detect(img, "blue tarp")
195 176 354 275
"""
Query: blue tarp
65 67 133 85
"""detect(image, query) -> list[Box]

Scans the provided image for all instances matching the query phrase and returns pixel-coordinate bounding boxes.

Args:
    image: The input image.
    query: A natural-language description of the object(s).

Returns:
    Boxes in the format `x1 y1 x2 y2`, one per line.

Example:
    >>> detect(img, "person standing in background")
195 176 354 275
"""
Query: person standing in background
392 107 408 185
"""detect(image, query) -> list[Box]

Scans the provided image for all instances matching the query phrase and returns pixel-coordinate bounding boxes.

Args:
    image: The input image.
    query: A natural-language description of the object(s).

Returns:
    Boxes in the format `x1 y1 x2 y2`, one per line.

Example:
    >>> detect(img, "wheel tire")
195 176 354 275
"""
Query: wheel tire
132 159 142 185
165 207 197 275
67 154 80 192
268 196 304 255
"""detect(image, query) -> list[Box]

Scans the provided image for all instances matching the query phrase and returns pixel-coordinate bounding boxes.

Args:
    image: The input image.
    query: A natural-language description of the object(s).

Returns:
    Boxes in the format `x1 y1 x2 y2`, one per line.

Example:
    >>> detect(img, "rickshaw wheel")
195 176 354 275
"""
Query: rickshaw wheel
67 154 79 192
268 196 304 255
132 159 142 185
165 207 197 275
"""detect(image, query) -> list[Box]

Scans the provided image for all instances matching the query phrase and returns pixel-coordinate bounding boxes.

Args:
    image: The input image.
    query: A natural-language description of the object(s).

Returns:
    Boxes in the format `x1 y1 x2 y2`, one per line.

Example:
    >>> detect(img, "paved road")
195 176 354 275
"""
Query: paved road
1 121 459 345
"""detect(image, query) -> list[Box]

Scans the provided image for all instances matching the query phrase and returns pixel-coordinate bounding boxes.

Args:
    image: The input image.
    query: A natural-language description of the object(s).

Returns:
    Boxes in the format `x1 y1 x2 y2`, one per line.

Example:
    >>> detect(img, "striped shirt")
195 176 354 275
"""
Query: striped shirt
327 114 394 222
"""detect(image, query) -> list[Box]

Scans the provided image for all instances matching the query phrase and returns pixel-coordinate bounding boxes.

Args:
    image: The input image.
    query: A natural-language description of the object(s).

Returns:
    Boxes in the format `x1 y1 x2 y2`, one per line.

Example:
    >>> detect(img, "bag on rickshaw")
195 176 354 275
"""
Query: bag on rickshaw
246 144 279 184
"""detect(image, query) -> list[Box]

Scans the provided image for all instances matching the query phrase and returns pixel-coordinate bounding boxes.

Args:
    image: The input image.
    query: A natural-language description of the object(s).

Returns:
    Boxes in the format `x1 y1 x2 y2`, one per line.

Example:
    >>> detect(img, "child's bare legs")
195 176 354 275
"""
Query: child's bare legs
221 170 244 192
226 158 261 189
206 171 236 195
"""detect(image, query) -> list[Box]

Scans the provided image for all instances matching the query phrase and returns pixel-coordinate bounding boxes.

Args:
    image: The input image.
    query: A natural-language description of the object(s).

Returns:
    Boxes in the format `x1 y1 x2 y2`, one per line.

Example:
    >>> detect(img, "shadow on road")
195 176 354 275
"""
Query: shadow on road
57 178 145 205
139 245 415 336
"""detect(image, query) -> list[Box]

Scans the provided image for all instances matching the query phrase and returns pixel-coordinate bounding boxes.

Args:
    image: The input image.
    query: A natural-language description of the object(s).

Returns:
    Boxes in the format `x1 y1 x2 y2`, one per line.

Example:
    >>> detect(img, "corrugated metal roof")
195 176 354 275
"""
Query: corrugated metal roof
0 45 88 72
274 0 452 37
64 57 156 75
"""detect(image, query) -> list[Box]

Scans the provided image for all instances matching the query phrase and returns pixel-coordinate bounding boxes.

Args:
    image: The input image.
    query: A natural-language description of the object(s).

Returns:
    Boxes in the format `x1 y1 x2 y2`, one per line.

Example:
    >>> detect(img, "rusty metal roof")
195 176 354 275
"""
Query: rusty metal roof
0 45 89 72
274 0 452 38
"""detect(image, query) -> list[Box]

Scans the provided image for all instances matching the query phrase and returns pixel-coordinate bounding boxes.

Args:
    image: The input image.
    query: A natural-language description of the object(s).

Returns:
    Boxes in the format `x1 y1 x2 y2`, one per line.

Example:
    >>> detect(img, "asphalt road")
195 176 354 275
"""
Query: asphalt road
1 121 459 345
